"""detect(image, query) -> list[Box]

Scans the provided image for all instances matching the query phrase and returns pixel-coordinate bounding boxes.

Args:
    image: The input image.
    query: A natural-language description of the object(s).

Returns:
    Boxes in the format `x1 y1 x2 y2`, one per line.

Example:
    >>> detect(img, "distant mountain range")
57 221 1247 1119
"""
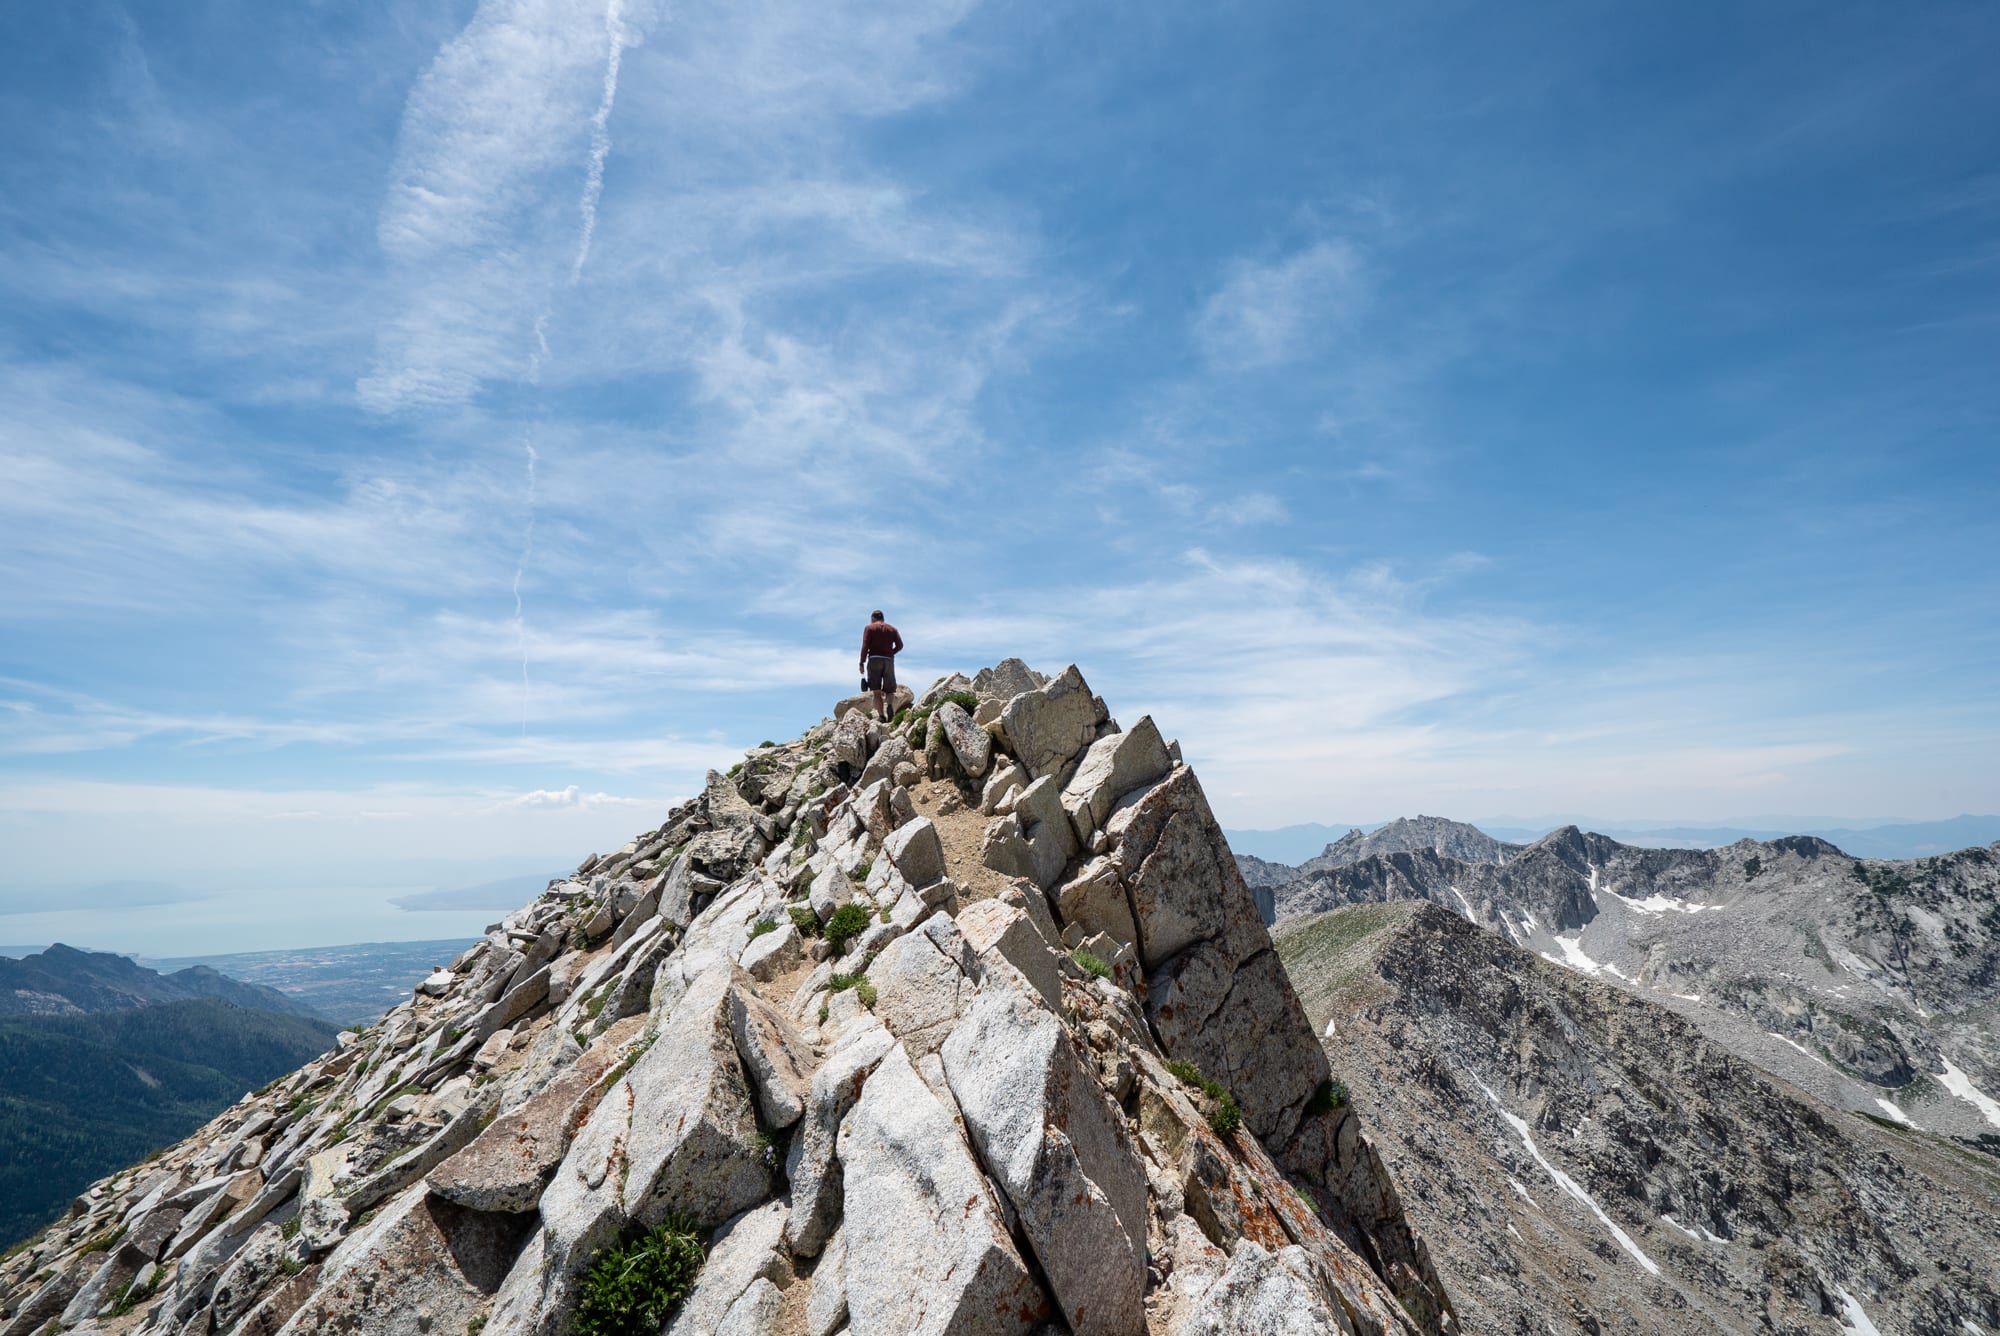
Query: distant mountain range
0 943 321 1019
1251 812 2000 1331
1227 813 2000 863
0 946 337 1248
1240 816 2000 1147
1227 815 1525 886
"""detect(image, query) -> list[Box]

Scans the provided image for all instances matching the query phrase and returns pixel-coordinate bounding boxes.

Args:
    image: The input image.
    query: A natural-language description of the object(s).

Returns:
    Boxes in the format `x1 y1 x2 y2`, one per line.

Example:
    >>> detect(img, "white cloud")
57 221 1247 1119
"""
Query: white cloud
511 784 650 808
1194 238 1366 370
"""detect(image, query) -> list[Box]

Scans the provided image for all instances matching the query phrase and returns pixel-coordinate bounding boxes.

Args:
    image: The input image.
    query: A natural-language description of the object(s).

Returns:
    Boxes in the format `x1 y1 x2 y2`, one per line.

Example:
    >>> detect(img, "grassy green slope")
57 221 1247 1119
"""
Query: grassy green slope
1272 901 1424 1032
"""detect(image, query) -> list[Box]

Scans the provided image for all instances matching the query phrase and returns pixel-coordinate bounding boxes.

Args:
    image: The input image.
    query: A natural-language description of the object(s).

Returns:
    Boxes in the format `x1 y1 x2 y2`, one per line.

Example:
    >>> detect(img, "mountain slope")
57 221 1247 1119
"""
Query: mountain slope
0 945 320 1020
0 662 1451 1336
0 1001 337 1249
1277 902 2000 1336
1275 825 2000 1146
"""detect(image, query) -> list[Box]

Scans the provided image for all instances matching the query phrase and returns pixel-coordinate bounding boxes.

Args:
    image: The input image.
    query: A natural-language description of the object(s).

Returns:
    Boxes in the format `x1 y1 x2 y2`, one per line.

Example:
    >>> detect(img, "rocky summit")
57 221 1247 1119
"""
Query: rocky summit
1296 818 1524 878
0 661 1451 1336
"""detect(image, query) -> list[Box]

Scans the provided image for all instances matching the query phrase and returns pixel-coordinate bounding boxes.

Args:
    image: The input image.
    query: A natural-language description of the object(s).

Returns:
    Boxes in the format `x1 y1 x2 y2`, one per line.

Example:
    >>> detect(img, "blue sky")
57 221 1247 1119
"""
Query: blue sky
2 0 1996 953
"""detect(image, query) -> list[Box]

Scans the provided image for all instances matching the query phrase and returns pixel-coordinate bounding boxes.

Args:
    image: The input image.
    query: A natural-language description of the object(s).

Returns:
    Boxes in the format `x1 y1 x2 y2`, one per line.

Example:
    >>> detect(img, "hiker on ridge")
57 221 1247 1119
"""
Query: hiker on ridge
859 610 903 722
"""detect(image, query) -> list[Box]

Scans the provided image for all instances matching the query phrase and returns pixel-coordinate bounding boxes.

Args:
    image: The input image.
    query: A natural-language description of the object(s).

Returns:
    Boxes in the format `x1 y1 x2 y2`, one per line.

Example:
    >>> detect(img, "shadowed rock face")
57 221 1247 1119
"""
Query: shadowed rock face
1 660 1451 1336
1278 902 2000 1336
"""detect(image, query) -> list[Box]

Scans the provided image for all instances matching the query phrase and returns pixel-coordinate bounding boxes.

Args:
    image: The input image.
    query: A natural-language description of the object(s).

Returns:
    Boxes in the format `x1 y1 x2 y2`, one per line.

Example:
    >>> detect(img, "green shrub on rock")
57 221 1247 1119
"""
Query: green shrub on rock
1207 1091 1242 1136
110 1271 160 1316
824 903 871 954
1305 1077 1349 1115
1071 949 1112 980
571 1222 706 1336
829 972 877 1008
1165 1059 1243 1137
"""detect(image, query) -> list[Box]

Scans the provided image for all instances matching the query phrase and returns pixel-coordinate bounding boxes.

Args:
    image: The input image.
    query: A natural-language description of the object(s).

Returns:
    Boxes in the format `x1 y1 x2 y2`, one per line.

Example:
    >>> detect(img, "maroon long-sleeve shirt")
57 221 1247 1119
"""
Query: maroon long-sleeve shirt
860 621 903 660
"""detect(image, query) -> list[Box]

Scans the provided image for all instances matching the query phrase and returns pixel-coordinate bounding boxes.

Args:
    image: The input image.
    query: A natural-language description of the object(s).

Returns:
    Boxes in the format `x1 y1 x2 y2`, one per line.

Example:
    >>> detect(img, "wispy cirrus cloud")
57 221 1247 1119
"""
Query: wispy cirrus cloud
1193 238 1366 371
361 0 654 411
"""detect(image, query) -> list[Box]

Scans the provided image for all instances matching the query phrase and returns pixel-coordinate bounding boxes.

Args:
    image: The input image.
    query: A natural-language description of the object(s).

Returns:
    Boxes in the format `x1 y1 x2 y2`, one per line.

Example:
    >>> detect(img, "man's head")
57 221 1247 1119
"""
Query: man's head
870 610 885 623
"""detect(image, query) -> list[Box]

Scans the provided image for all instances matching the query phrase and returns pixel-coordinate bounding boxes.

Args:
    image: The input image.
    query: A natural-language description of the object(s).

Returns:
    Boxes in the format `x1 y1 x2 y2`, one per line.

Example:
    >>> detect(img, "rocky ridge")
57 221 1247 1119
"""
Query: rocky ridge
1230 817 1522 905
1296 818 1522 878
1233 854 1297 893
1275 902 2000 1336
1270 825 2000 1146
0 660 1451 1336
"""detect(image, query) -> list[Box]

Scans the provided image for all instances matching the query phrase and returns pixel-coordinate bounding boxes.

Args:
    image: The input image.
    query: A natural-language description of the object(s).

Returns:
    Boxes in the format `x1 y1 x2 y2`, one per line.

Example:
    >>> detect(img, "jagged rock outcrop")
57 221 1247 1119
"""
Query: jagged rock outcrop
0 661 1450 1336
1277 901 2000 1336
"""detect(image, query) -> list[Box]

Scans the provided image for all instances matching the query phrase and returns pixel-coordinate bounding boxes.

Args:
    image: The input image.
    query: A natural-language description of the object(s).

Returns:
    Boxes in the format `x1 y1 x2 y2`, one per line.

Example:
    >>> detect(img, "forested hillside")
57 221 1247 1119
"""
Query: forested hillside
0 1000 336 1247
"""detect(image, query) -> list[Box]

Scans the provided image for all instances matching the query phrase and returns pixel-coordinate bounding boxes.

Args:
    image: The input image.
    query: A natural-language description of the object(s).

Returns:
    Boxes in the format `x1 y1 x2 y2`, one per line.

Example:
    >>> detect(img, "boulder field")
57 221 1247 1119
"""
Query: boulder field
0 660 1453 1336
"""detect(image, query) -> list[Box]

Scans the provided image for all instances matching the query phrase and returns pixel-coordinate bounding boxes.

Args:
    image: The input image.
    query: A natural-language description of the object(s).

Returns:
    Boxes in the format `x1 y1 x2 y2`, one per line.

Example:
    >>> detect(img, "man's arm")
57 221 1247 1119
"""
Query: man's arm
891 629 904 655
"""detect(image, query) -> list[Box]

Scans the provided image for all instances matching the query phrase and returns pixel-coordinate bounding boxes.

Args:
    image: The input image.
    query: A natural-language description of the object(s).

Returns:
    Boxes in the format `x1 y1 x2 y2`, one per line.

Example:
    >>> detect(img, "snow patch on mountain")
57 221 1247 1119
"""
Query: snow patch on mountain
1837 1288 1885 1336
1938 1054 2000 1129
1873 1098 1914 1126
1473 1076 1661 1276
1542 932 1629 981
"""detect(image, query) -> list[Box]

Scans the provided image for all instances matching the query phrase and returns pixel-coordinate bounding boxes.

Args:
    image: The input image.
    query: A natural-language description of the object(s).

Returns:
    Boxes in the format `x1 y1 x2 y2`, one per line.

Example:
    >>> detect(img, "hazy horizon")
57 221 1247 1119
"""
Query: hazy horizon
5 805 1994 958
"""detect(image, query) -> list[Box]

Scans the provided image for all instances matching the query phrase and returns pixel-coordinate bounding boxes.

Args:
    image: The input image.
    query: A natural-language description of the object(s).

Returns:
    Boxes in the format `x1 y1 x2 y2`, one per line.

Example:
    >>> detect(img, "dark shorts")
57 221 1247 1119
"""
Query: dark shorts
866 655 897 693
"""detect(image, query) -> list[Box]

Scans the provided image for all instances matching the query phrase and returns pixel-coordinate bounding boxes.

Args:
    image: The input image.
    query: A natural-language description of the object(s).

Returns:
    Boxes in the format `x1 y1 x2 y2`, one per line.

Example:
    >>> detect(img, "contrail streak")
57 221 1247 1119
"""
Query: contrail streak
513 441 539 738
527 312 551 383
570 0 628 285
520 0 630 738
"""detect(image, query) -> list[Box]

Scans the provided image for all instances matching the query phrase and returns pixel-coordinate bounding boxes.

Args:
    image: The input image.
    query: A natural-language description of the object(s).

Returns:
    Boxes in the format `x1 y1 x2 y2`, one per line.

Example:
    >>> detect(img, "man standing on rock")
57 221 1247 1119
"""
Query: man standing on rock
860 610 903 722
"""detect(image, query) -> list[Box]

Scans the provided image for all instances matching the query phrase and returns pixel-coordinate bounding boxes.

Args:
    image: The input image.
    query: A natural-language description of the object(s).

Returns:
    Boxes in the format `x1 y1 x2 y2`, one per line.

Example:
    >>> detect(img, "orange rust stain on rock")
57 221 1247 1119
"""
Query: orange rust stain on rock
1226 1170 1291 1251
